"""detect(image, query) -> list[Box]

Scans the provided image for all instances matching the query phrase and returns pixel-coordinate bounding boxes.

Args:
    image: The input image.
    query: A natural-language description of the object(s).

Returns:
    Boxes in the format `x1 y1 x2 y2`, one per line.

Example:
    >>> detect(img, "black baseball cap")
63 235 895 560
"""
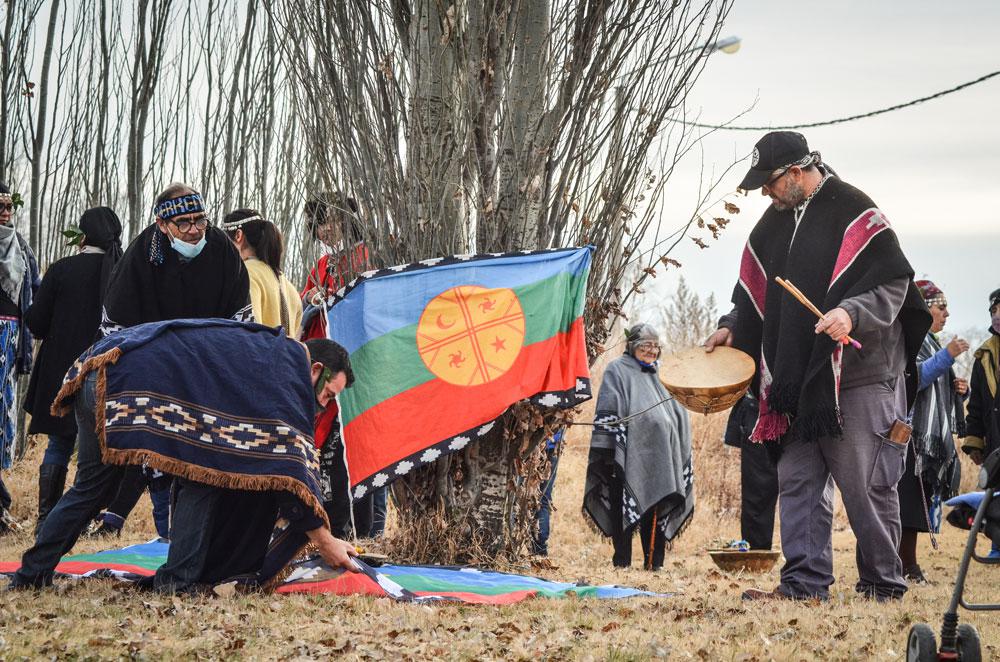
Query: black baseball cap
989 288 1000 311
738 131 810 191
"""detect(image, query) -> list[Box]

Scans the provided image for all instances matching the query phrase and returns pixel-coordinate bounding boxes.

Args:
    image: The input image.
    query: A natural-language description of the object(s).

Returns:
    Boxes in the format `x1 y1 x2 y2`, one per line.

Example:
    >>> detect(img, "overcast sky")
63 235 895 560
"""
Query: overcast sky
643 0 1000 336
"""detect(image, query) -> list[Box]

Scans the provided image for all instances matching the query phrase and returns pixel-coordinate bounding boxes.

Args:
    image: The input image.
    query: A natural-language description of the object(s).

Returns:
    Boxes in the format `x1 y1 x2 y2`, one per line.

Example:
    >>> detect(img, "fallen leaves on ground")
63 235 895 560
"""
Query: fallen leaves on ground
0 418 996 659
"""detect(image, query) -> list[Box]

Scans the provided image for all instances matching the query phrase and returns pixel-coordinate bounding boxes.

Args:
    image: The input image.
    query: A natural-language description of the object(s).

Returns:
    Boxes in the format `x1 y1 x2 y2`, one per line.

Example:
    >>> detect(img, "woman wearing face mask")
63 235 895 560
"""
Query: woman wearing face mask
0 183 40 535
963 288 1000 468
88 183 250 539
896 280 968 584
583 323 694 570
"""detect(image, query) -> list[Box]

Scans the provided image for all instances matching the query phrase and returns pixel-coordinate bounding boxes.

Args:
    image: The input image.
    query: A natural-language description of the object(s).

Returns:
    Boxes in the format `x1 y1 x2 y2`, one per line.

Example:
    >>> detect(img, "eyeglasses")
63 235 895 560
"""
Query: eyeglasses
762 167 791 190
635 342 661 352
169 215 210 233
0 204 14 213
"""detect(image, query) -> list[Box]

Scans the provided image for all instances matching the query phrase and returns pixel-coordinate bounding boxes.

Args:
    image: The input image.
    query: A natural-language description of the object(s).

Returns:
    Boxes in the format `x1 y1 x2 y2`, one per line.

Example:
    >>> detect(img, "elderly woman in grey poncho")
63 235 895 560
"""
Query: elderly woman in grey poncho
583 323 693 569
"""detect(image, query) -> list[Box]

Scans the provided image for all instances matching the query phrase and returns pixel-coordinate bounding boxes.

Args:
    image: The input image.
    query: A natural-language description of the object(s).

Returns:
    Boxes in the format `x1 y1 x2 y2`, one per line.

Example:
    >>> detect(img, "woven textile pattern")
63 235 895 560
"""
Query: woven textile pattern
0 319 18 469
105 392 319 471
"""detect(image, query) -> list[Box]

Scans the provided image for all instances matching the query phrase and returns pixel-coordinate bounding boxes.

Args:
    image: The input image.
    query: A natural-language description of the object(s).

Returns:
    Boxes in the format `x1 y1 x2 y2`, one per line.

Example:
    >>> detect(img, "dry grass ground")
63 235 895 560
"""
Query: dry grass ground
1 414 998 660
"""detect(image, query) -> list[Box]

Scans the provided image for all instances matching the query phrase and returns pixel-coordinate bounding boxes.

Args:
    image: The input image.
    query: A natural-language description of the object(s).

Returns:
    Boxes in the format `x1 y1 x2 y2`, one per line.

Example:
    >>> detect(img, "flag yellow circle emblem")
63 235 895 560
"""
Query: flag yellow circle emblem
416 285 526 386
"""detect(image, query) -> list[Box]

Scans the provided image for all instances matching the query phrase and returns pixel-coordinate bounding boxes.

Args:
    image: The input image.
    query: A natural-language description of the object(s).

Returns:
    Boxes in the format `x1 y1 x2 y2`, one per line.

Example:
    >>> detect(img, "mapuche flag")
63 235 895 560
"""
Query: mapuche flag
326 247 594 499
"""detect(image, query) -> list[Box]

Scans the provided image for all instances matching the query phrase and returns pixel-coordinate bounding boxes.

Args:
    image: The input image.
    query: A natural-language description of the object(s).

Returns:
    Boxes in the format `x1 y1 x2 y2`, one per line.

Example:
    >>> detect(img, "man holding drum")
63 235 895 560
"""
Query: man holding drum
705 131 930 602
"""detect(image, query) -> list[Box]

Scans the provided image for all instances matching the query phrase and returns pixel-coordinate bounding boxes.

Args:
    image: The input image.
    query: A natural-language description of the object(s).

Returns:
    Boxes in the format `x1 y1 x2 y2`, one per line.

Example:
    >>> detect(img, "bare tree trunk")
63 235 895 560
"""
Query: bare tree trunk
1 0 46 183
27 0 61 250
126 0 172 236
90 0 111 205
407 0 468 254
0 2 17 182
220 0 257 214
489 0 549 252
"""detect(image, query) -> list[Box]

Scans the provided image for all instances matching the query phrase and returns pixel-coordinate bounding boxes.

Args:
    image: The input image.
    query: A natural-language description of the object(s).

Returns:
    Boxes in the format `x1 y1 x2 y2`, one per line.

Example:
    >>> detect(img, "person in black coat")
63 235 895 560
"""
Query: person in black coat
962 288 1000 466
23 207 122 528
89 183 251 539
723 393 780 550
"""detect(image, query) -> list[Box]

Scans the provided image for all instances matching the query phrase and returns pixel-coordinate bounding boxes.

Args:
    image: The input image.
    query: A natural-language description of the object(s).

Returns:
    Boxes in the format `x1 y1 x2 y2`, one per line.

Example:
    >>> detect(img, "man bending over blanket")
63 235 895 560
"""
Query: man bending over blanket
9 320 358 592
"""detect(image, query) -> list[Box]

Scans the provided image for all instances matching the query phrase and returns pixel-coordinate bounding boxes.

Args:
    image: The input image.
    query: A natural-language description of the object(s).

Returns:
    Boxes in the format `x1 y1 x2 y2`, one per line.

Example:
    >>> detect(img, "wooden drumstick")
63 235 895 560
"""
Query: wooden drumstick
775 277 863 350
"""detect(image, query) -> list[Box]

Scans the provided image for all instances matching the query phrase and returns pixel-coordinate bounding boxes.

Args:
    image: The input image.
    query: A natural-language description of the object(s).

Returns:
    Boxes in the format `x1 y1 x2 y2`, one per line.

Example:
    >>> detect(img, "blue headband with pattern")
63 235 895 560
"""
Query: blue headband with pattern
153 193 205 220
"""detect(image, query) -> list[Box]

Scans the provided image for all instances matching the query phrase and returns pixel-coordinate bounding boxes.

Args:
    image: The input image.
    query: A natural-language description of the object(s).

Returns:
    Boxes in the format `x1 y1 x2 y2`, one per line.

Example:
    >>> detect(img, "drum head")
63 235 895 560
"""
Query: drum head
659 346 755 390
658 346 756 414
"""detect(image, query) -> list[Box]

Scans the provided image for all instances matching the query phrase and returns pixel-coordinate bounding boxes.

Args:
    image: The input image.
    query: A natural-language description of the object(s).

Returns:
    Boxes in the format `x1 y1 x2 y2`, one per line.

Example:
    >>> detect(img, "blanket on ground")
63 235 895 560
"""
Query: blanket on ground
0 541 669 604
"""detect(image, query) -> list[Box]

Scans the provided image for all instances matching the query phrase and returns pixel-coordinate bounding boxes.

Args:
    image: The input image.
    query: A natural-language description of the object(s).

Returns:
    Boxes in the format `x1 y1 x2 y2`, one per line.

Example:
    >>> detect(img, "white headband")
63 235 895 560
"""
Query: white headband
221 215 263 230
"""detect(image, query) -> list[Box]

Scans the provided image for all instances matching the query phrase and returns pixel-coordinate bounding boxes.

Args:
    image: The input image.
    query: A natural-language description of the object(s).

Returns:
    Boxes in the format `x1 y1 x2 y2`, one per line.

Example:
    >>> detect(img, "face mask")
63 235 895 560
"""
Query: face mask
166 226 207 259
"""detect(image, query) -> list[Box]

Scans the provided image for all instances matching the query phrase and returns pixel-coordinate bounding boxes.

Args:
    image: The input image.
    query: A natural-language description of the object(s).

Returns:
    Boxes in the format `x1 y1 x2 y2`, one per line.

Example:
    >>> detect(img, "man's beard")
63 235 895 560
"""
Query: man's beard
771 181 807 212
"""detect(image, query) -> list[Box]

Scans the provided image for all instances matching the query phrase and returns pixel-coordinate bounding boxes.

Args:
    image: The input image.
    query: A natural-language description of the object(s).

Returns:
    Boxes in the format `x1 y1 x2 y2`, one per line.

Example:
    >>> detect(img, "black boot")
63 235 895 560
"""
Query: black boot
36 464 68 531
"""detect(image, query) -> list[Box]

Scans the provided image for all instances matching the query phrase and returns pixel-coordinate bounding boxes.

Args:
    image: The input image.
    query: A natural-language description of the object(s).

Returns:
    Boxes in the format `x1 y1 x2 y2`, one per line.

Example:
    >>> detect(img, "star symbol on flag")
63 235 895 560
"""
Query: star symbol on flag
491 336 506 352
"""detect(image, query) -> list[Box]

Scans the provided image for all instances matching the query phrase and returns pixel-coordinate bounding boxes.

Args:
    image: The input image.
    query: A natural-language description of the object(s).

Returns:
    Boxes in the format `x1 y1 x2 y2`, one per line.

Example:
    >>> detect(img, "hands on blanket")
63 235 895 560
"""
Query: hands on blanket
307 527 360 572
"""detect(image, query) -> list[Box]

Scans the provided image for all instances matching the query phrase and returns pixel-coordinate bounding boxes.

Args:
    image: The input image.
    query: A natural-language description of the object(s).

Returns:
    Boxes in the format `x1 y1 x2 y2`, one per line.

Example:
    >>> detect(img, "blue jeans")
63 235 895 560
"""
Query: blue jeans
42 434 76 468
100 467 172 539
533 450 560 555
12 373 126 587
149 482 171 539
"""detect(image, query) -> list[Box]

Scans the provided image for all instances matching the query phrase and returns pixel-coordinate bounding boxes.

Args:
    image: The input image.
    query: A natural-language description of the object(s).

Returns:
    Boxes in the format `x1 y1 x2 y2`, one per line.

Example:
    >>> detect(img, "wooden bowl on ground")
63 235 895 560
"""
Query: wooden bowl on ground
659 346 756 415
708 550 781 573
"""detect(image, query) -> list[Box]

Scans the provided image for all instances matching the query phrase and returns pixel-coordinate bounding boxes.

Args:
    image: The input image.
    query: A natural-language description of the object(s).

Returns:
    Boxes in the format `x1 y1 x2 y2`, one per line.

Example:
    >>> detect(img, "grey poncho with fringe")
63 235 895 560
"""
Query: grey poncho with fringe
583 354 694 541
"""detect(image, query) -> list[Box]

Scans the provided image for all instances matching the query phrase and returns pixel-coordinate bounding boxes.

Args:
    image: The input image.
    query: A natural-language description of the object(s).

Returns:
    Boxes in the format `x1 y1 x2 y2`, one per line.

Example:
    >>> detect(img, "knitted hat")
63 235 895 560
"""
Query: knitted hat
915 279 945 305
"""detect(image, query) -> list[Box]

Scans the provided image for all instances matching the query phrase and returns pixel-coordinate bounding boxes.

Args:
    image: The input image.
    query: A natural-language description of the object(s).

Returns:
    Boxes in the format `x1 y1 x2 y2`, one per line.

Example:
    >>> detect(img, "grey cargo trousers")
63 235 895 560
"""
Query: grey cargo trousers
776 377 908 600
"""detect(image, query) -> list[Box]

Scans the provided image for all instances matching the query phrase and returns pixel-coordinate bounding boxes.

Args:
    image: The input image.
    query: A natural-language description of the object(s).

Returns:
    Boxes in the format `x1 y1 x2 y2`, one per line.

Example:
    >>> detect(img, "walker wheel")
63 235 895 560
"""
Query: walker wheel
906 623 937 662
956 623 982 662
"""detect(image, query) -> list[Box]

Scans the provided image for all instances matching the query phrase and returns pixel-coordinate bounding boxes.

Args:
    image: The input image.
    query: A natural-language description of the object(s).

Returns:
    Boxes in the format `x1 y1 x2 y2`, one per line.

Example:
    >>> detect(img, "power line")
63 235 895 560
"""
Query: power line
676 70 1000 131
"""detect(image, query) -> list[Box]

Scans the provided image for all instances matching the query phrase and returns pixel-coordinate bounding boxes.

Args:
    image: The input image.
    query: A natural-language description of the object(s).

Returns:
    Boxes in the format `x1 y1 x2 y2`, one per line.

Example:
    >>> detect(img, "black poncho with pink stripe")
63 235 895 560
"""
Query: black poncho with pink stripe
732 176 928 443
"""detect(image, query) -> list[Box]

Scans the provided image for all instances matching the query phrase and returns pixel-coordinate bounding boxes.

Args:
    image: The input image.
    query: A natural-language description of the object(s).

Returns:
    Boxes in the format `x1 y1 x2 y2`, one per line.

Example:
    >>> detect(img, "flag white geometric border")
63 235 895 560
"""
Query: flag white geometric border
350 376 592 498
